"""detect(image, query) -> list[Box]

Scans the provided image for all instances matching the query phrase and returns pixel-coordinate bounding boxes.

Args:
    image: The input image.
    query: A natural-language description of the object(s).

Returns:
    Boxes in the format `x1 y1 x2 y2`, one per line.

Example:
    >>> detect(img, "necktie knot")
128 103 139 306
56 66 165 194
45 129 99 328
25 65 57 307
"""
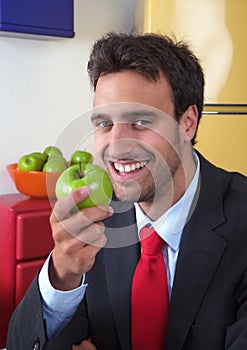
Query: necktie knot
140 227 164 255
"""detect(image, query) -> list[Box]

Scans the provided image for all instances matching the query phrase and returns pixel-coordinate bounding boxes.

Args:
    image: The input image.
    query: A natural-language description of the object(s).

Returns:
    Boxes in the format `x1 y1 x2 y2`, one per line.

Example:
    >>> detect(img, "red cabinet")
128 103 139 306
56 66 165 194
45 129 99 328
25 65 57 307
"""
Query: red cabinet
0 193 54 348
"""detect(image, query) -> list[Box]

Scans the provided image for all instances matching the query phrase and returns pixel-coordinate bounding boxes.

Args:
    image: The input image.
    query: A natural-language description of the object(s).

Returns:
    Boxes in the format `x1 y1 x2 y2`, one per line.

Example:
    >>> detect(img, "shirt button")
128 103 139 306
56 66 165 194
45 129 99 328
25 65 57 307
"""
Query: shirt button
32 337 40 350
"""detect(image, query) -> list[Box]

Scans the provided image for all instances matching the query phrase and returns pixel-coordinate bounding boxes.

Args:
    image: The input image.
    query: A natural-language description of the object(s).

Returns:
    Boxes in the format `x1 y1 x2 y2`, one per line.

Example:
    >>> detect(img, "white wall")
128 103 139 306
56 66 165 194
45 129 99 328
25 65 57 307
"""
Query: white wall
0 0 137 194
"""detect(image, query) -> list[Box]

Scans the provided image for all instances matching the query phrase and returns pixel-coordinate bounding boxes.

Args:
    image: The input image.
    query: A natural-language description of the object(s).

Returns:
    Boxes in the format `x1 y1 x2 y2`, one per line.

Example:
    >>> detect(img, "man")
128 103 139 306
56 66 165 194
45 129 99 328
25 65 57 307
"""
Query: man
7 32 247 350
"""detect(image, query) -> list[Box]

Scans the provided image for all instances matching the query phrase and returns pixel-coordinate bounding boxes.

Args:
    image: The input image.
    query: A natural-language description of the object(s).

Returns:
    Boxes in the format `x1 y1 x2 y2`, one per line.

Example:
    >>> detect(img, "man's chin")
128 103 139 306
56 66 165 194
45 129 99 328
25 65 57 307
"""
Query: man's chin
113 191 138 203
112 184 142 203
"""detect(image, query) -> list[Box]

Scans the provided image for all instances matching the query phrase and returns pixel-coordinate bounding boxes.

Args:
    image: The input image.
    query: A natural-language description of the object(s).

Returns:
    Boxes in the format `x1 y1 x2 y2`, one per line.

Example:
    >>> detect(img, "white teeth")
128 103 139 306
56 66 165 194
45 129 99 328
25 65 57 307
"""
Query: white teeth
125 165 131 173
119 165 125 173
114 161 147 173
131 164 136 171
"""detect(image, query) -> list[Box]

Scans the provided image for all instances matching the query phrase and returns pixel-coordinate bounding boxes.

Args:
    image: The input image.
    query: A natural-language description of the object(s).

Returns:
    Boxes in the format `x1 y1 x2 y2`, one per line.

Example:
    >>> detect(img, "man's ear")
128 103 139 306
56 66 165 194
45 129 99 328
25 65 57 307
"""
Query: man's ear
179 105 198 142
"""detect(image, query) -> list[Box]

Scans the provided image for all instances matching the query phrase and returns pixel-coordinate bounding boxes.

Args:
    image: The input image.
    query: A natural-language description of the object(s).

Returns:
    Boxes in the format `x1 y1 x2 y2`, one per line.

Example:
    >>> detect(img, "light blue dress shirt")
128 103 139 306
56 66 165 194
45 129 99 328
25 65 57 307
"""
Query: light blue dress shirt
39 154 200 339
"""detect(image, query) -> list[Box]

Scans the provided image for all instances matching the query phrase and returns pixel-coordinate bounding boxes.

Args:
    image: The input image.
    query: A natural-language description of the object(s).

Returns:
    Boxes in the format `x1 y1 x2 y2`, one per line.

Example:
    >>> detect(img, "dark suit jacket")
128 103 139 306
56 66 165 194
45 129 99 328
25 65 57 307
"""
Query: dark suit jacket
7 155 247 350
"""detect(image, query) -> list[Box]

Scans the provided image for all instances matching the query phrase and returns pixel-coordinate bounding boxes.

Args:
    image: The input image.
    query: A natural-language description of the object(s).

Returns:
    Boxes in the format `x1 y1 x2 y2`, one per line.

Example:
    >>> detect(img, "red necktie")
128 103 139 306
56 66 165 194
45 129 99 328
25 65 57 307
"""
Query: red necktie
131 227 169 350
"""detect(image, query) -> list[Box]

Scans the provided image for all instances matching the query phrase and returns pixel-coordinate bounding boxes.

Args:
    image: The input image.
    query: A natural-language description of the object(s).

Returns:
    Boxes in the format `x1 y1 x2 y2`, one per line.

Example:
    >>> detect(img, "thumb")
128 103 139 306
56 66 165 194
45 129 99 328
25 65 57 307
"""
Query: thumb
72 339 97 350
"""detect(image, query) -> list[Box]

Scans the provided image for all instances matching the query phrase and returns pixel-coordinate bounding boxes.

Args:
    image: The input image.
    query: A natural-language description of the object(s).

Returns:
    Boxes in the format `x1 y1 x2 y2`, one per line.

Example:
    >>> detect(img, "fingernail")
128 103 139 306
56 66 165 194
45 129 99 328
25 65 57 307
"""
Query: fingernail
79 186 90 196
107 206 114 215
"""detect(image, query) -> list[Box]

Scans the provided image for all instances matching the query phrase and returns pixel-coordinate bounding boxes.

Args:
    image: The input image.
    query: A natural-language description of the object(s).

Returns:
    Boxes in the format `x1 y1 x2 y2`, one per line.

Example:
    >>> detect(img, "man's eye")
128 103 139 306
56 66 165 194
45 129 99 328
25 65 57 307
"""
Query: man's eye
96 120 113 129
133 120 150 128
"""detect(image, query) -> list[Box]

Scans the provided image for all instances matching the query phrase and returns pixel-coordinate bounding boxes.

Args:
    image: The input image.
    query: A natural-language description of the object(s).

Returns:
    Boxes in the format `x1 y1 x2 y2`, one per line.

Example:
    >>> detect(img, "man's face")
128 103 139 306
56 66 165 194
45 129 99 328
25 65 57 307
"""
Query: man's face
91 70 188 205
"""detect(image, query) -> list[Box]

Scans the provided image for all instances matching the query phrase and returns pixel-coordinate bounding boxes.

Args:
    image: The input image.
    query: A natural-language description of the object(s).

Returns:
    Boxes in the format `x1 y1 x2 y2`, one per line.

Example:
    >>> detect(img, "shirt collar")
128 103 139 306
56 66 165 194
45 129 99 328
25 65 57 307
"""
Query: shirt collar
134 152 200 251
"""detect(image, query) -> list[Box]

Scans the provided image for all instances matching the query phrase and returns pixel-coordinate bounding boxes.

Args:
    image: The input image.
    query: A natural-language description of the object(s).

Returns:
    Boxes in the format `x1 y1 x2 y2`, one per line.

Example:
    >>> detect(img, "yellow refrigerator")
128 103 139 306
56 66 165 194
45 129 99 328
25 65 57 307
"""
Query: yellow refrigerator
136 0 247 176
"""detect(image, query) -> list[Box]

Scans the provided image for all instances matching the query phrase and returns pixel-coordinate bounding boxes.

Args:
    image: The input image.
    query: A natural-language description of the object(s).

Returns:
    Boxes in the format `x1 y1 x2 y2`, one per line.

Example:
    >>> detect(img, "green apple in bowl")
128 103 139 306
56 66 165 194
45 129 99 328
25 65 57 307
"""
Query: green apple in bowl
70 150 93 166
18 154 43 171
43 145 63 158
42 156 68 172
29 152 48 167
55 163 113 208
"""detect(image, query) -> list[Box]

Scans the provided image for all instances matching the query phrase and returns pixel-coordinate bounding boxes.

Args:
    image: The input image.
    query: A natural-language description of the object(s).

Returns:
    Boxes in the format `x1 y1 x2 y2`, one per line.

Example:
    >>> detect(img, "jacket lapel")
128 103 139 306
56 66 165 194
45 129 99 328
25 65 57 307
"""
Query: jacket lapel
166 218 227 349
166 155 228 349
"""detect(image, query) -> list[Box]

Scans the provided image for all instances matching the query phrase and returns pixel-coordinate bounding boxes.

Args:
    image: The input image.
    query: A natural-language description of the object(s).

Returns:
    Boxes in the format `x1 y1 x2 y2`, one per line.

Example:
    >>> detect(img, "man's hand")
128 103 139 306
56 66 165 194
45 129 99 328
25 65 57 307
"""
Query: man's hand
72 340 97 350
49 186 113 290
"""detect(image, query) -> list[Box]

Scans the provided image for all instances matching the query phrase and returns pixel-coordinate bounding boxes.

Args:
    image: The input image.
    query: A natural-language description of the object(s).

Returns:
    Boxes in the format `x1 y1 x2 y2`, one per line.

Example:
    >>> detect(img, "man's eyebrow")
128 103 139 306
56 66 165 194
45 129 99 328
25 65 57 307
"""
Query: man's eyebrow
122 110 158 119
90 109 158 123
90 113 109 122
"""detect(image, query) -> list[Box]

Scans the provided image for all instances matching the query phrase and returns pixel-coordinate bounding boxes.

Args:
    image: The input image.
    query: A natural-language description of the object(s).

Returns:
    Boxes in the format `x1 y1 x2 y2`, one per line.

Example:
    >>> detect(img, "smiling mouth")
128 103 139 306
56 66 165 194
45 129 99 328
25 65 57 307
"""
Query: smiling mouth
111 160 148 175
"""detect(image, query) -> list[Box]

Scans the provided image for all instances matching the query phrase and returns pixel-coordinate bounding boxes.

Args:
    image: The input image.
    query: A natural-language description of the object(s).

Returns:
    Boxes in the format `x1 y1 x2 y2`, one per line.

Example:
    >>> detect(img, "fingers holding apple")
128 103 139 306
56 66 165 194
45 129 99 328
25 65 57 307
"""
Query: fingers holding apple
51 186 91 222
50 220 108 290
51 186 113 245
46 148 113 290
50 188 113 290
55 163 113 209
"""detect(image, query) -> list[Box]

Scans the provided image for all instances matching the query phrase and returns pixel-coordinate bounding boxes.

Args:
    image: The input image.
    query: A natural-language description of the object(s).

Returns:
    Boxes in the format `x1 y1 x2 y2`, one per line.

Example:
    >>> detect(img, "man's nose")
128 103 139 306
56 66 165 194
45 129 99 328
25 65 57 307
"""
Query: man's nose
110 123 132 140
108 124 137 158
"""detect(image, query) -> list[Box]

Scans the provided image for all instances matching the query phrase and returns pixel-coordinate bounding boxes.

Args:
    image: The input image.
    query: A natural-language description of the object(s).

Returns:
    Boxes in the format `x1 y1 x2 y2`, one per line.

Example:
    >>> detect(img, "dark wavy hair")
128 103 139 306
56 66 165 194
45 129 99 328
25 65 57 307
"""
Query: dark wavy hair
87 32 204 145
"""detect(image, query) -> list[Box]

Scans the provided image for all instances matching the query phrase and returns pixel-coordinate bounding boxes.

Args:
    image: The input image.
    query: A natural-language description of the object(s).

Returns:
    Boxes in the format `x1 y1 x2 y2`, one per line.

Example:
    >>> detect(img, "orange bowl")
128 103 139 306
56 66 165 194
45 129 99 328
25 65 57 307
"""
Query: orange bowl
7 163 62 199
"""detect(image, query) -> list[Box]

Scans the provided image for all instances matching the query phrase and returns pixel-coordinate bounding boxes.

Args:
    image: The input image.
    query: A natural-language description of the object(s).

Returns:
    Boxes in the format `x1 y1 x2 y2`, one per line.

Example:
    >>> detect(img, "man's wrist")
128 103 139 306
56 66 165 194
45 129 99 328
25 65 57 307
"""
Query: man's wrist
48 254 84 291
38 252 87 313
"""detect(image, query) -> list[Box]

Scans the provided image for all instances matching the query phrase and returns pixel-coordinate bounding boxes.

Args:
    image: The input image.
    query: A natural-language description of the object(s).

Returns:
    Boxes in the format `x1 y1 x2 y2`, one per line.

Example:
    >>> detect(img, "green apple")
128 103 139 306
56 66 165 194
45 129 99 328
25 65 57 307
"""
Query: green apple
29 152 48 167
48 155 68 167
18 154 43 171
70 150 93 166
55 163 113 208
42 156 68 172
43 145 63 158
